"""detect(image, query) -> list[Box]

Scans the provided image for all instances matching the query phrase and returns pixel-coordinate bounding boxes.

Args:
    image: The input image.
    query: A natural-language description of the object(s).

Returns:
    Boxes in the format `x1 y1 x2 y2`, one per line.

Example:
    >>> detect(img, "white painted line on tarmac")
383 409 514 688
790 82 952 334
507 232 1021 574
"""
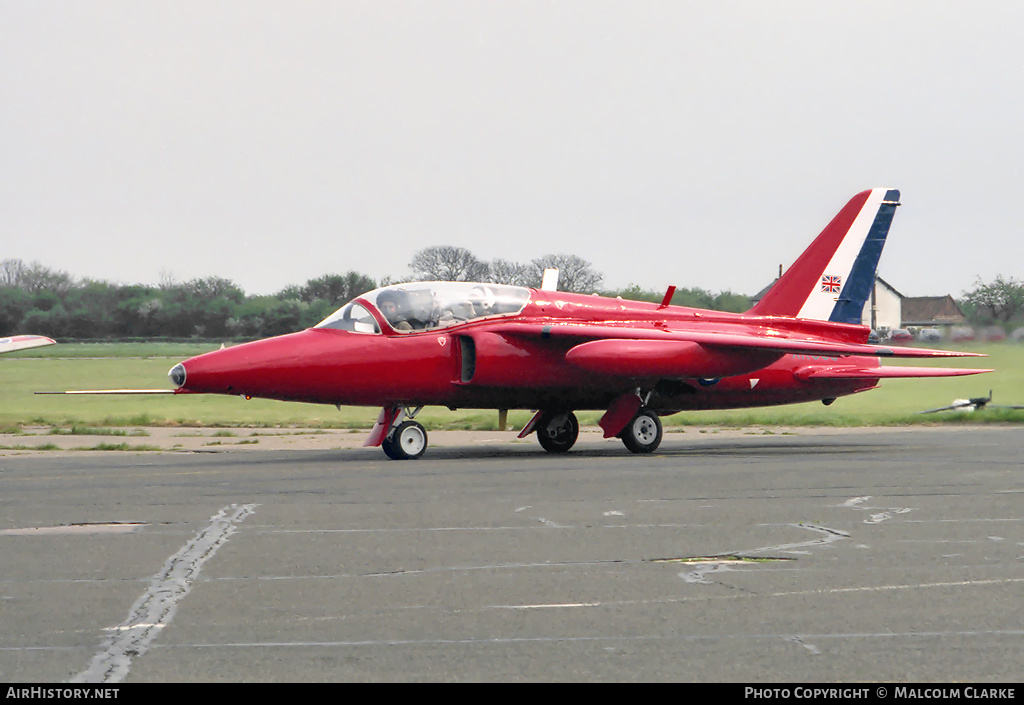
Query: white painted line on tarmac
70 503 258 684
494 602 602 609
0 523 147 536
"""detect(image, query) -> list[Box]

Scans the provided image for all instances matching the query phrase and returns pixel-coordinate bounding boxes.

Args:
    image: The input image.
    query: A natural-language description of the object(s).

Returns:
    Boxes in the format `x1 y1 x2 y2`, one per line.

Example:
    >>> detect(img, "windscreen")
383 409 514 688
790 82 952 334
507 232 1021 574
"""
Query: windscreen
317 282 530 333
315 302 381 333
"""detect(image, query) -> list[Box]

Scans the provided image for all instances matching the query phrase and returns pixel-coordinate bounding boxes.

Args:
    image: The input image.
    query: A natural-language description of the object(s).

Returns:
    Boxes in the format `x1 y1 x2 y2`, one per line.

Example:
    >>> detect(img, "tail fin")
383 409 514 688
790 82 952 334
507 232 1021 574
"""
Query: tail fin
749 188 901 322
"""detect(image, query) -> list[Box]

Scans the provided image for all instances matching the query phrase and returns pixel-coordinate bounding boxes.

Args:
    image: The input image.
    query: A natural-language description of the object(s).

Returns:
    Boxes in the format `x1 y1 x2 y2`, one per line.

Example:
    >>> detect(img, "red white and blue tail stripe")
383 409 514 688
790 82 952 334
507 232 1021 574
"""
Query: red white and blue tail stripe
750 188 901 323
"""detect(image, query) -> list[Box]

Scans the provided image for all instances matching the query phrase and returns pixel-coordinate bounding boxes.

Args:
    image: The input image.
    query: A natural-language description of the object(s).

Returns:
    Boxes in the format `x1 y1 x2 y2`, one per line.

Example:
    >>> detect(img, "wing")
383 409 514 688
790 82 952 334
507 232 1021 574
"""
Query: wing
490 321 988 379
0 335 55 354
795 366 992 380
492 322 985 358
491 322 990 380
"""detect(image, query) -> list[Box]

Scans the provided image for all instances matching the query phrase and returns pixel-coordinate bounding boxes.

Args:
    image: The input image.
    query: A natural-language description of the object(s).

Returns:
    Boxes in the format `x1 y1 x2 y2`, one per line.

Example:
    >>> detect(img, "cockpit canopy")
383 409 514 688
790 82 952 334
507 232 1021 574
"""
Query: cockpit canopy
316 282 531 334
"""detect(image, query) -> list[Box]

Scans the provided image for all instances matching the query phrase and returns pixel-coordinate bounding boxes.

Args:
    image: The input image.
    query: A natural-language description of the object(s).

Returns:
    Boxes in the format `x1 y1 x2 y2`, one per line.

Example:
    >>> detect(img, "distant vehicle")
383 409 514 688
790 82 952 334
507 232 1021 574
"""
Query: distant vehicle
981 326 1006 342
888 329 913 344
951 326 976 342
918 328 942 342
1010 327 1024 342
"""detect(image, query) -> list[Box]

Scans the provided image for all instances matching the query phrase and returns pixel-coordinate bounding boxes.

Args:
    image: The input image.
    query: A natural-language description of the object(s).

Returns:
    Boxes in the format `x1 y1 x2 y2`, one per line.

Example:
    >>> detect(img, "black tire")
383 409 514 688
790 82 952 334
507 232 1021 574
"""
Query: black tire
382 420 428 460
537 410 579 453
621 409 662 454
381 434 403 459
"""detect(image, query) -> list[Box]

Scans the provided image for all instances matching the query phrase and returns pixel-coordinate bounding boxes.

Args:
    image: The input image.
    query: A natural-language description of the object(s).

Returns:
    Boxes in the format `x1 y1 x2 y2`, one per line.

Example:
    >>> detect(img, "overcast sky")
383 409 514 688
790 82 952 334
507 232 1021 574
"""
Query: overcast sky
2 1 1021 300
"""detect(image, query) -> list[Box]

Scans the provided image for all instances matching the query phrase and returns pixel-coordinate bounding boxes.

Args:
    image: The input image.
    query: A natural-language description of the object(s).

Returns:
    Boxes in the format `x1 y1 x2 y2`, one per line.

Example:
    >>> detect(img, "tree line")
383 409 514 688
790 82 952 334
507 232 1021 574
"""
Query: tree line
8 248 1019 341
1 247 750 340
0 259 376 340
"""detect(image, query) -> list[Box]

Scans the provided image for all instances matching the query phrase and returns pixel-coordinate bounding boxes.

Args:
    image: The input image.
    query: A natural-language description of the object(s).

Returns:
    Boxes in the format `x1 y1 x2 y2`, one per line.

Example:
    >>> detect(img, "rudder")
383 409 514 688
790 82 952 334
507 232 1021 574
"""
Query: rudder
750 188 900 322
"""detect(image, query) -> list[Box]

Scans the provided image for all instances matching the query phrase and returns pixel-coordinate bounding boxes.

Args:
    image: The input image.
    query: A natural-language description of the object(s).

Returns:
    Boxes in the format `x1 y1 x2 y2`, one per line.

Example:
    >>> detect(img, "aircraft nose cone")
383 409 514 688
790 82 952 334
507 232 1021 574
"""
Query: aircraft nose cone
169 363 186 388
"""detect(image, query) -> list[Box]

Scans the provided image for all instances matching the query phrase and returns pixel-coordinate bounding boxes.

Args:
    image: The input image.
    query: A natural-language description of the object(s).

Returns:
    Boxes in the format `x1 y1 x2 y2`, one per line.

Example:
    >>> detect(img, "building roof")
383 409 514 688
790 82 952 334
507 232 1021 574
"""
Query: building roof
901 295 966 326
750 278 777 304
873 276 904 299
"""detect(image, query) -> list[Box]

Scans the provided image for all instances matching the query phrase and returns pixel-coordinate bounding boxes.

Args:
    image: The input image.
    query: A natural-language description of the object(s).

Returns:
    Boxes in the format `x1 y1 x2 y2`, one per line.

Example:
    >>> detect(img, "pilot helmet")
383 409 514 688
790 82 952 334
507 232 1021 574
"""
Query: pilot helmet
376 290 409 321
468 285 495 313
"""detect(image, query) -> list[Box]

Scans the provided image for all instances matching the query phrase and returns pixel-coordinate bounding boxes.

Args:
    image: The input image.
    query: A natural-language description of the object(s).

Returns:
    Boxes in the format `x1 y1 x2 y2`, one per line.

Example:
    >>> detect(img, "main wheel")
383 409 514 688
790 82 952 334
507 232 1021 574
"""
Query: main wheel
537 410 579 453
382 420 428 460
621 409 662 454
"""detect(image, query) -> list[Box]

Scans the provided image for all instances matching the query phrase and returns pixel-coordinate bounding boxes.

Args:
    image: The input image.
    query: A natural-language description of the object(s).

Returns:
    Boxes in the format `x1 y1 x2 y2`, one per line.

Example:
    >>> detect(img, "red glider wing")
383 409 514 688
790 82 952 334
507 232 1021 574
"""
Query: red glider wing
0 335 55 354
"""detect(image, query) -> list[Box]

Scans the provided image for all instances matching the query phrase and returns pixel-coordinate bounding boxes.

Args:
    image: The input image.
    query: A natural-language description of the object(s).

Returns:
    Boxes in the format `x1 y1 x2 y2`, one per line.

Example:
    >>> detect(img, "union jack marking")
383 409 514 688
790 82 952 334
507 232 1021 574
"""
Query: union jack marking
821 275 842 293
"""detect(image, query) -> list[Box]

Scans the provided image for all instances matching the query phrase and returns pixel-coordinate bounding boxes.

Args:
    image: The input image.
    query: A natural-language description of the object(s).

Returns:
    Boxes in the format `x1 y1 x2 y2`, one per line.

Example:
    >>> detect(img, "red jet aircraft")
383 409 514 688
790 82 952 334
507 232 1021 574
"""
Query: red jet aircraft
155 188 990 459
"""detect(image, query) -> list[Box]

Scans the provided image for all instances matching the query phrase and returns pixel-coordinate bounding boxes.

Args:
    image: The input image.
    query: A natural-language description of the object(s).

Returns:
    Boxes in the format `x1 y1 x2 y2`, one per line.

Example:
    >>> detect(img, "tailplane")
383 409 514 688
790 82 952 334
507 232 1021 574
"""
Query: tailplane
750 188 900 322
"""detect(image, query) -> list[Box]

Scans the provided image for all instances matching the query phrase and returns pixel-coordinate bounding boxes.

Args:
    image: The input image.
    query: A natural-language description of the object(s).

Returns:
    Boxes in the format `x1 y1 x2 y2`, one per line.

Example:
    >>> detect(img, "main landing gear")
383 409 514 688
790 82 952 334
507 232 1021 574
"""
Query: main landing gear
536 410 580 453
529 406 664 454
618 408 662 454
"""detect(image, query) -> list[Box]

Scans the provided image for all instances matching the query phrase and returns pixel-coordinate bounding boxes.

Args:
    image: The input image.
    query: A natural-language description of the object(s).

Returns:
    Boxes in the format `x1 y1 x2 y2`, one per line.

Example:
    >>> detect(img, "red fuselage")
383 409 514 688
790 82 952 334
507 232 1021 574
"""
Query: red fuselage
174 289 878 415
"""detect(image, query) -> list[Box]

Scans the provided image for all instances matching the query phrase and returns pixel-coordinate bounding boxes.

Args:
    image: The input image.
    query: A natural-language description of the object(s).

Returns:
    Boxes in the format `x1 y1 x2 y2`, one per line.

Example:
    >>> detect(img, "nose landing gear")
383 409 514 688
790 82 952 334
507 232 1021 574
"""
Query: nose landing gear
368 405 428 460
382 419 428 460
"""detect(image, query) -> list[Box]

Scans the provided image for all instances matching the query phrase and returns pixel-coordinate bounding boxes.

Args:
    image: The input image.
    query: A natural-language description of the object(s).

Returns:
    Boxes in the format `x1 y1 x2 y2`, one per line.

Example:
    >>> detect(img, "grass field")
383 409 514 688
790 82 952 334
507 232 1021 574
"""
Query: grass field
2 341 1022 430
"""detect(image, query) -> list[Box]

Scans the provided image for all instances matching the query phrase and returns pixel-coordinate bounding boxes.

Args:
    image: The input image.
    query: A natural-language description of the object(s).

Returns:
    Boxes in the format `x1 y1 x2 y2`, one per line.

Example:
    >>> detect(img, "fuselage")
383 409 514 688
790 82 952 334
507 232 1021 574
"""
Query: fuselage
172 283 880 415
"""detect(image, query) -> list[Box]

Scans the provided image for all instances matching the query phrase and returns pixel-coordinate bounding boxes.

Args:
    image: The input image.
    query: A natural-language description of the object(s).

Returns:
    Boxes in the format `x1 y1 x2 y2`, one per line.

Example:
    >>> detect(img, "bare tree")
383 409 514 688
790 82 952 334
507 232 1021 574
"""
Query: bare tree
1 259 27 287
158 269 179 291
489 258 535 287
17 261 76 294
410 246 490 282
530 254 603 293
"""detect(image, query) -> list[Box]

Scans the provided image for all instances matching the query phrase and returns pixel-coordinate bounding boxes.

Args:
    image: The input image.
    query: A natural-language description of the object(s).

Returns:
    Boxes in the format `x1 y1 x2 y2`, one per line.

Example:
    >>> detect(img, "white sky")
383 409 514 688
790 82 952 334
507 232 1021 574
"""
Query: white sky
2 1 1021 298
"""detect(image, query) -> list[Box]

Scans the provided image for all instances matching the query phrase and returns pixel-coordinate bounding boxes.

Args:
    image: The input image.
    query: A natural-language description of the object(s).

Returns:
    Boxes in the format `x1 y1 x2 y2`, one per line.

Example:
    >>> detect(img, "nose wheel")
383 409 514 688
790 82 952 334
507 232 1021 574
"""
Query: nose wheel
382 420 428 460
620 409 663 454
